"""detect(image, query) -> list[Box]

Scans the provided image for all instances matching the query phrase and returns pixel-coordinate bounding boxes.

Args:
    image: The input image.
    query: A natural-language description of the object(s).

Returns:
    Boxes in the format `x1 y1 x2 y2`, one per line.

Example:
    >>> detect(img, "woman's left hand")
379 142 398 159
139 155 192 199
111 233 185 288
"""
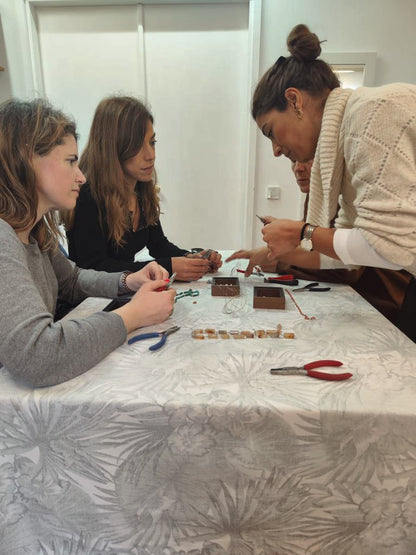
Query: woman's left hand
186 249 223 272
127 261 169 290
262 219 304 258
203 249 222 272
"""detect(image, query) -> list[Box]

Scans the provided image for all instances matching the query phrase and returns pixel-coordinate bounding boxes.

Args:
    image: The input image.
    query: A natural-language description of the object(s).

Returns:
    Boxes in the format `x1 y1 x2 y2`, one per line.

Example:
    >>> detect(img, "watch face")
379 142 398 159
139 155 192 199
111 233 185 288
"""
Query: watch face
301 238 313 251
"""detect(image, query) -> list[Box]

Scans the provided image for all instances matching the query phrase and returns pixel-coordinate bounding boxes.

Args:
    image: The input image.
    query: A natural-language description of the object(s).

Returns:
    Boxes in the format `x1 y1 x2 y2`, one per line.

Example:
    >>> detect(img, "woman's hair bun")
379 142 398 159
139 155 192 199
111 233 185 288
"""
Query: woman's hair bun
287 24 322 62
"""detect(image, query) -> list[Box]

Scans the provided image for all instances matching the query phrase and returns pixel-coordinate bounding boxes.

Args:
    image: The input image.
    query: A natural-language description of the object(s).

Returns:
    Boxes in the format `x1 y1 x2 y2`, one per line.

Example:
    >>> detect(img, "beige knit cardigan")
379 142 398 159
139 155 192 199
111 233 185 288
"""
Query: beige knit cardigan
308 83 416 277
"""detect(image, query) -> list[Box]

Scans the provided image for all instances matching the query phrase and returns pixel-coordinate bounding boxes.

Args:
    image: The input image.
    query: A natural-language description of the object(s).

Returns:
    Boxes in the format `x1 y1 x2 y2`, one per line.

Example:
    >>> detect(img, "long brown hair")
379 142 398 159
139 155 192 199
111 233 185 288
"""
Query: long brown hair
252 24 340 118
70 95 160 246
0 98 77 251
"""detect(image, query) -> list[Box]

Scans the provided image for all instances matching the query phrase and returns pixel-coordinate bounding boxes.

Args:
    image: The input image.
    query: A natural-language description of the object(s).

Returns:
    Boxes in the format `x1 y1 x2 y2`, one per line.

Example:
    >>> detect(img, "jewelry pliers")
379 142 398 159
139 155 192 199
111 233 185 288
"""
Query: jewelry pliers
237 267 264 277
292 282 331 292
270 359 352 381
264 275 299 286
128 325 180 350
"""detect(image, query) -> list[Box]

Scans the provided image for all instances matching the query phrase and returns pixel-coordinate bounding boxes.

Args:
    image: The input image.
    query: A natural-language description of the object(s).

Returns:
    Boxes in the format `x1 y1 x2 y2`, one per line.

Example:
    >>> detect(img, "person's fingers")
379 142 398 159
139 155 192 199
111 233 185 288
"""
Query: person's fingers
225 250 248 262
144 279 170 291
266 246 276 260
244 259 256 277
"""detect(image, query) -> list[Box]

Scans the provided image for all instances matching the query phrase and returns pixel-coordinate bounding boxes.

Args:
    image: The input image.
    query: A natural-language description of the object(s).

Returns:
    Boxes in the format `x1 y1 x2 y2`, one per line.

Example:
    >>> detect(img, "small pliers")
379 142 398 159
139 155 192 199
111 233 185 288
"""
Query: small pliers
264 275 299 286
270 360 352 381
292 282 330 292
237 267 264 277
128 325 180 350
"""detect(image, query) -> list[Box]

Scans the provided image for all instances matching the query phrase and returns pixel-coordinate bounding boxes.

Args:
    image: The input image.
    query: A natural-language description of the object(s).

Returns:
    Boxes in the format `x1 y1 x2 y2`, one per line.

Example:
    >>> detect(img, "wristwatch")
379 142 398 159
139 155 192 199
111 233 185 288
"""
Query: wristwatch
300 223 317 251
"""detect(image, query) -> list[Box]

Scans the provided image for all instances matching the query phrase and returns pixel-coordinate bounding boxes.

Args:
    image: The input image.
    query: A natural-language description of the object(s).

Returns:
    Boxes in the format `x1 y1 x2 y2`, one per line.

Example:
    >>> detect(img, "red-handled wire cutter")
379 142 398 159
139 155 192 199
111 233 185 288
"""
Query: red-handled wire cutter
264 275 299 286
156 272 176 292
270 360 352 381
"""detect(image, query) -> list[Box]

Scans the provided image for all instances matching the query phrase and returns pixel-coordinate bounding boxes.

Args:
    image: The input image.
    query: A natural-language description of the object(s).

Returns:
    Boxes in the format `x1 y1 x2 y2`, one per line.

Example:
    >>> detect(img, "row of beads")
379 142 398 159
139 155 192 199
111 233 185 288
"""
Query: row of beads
192 328 295 340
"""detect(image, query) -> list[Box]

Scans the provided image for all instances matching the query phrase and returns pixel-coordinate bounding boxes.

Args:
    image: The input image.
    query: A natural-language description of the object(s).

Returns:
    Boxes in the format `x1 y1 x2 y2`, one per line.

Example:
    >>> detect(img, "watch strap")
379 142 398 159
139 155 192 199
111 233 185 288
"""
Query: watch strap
300 222 309 241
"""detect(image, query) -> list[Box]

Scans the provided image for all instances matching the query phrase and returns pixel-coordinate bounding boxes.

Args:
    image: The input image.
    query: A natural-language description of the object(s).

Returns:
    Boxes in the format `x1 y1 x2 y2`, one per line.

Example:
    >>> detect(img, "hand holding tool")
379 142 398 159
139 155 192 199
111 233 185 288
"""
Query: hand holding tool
156 272 177 292
270 360 352 381
128 325 180 350
256 214 268 225
292 282 330 292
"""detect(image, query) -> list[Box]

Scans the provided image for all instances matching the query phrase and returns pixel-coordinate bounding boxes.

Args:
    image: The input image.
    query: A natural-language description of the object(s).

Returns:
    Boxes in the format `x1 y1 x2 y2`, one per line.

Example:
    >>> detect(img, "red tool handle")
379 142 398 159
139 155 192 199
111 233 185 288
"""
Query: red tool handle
156 278 170 292
266 275 295 281
276 274 295 280
304 360 343 370
306 369 353 381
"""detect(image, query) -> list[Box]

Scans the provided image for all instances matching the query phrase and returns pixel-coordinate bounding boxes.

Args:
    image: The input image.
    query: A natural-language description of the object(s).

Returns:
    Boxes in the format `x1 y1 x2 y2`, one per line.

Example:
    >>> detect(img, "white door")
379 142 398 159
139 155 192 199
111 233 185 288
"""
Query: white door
33 1 256 250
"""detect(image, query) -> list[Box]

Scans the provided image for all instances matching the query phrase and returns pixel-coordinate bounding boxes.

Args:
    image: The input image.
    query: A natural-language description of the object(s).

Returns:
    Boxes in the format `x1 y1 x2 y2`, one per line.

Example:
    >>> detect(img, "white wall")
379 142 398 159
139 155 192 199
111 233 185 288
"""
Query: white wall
0 0 34 99
143 3 250 249
252 0 416 247
0 15 12 103
36 4 144 150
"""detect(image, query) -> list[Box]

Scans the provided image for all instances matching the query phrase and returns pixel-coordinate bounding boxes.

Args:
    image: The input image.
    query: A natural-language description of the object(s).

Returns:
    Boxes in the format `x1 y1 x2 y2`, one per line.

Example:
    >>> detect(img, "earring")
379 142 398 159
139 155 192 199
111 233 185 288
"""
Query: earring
295 107 304 120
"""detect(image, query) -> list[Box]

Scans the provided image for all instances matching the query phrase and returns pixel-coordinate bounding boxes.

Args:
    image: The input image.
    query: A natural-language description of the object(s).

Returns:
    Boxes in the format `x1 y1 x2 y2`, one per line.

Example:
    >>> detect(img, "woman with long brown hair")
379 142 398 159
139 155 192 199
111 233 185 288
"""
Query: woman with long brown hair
65 96 221 281
0 98 176 387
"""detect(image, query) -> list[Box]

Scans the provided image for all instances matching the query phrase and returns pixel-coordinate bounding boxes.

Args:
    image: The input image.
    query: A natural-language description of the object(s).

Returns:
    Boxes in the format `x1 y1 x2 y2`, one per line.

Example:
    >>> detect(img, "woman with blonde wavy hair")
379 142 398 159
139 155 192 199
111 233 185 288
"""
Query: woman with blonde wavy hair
0 98 176 387
65 95 221 281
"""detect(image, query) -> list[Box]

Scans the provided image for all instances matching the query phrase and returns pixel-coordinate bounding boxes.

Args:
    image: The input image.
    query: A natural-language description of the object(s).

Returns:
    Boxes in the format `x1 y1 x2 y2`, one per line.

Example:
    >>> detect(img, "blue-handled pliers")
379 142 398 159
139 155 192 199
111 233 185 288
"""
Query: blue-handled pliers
128 325 180 350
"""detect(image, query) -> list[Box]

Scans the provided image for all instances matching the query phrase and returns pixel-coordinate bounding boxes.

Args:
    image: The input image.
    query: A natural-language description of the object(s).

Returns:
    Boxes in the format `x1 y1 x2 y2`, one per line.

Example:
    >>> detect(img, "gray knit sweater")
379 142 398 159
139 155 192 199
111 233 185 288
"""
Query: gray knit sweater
308 83 416 277
0 219 127 387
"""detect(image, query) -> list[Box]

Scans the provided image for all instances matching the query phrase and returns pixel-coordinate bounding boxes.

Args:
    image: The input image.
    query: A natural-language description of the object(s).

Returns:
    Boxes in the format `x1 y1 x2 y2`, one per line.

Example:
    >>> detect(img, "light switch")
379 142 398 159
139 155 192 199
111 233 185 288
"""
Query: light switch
266 185 281 200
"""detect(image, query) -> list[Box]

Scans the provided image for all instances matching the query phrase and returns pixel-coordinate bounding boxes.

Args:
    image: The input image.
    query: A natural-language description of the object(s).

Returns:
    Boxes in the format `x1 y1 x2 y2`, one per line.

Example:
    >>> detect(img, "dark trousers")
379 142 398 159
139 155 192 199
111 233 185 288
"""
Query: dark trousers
397 277 416 342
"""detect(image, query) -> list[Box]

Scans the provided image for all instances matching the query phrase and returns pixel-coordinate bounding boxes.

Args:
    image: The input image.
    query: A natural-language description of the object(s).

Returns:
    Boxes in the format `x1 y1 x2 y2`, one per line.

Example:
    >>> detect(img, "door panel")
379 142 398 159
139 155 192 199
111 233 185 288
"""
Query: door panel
36 5 144 149
144 3 249 249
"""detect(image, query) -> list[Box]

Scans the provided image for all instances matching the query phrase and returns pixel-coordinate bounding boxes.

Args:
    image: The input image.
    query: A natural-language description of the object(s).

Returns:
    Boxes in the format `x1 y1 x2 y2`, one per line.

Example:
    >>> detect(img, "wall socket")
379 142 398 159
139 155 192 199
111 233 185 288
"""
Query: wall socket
266 185 281 200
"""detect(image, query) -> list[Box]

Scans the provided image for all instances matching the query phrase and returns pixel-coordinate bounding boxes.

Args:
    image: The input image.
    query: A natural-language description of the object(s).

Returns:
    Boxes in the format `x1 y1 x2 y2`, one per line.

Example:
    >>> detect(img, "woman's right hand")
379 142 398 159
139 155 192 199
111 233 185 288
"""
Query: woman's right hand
114 280 176 333
225 247 277 276
171 256 210 281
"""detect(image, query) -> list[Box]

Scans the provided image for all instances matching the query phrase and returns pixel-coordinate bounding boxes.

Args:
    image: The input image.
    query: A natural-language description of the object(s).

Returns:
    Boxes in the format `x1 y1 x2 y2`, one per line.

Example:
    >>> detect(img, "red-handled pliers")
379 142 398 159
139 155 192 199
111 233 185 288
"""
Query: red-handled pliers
237 267 264 277
156 272 177 292
264 275 299 286
270 360 352 381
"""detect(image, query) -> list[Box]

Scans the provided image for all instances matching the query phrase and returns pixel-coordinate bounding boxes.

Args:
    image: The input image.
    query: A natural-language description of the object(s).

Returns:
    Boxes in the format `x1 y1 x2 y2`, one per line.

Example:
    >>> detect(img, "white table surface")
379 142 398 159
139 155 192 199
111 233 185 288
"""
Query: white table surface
1 253 416 554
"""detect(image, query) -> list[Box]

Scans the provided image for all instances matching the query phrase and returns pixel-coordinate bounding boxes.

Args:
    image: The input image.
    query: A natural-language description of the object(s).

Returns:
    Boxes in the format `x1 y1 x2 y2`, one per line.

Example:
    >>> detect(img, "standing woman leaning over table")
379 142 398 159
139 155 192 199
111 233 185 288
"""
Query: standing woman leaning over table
0 99 176 387
252 24 416 341
64 95 221 281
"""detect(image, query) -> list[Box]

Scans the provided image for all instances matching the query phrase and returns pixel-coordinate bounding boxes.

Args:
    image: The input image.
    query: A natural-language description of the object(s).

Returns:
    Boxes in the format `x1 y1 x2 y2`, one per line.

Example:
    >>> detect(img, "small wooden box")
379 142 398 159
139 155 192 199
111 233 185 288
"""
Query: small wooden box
211 277 240 296
253 286 285 309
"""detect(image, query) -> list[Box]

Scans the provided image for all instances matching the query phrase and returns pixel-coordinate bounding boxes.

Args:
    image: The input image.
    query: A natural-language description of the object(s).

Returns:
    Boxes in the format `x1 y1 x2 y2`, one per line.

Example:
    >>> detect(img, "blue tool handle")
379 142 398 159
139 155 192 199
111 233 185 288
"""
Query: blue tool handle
128 332 159 345
149 333 167 351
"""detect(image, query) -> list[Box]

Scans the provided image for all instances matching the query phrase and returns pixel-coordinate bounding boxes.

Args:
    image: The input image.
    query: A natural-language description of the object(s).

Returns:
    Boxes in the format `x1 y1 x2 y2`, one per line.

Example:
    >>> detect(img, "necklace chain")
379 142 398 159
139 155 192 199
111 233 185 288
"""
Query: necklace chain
129 197 139 232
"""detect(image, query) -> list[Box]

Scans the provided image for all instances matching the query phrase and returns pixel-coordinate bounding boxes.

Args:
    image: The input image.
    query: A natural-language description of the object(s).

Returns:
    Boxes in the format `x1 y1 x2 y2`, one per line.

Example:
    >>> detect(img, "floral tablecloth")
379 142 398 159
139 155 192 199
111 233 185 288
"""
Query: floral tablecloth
1 255 416 554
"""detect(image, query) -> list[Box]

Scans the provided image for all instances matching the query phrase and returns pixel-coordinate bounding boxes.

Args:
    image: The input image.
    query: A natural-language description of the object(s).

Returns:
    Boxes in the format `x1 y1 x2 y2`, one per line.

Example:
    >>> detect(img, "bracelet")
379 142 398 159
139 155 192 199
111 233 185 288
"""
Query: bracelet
119 271 135 295
300 222 309 241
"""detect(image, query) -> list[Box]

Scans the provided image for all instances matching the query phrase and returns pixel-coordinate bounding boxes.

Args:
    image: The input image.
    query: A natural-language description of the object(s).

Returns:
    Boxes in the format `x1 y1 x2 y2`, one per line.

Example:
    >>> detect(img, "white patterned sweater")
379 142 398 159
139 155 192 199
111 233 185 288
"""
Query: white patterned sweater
307 83 416 278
